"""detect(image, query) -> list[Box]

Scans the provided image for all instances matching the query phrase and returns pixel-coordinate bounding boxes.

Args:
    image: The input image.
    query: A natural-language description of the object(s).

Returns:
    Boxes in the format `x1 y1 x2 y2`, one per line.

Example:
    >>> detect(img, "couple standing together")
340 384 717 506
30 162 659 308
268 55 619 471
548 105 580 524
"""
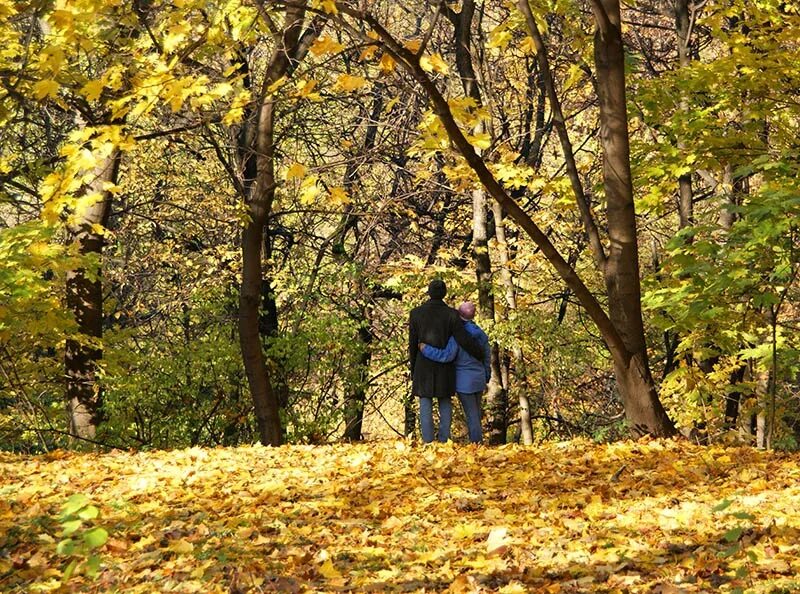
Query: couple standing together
408 279 491 444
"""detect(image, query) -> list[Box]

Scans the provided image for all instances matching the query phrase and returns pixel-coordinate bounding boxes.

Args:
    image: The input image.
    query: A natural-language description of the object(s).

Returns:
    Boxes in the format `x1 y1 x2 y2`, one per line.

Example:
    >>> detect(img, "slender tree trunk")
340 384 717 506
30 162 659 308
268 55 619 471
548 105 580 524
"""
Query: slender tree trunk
491 201 533 444
237 3 320 445
473 182 507 443
337 87 383 441
65 150 121 441
675 0 694 230
343 320 373 441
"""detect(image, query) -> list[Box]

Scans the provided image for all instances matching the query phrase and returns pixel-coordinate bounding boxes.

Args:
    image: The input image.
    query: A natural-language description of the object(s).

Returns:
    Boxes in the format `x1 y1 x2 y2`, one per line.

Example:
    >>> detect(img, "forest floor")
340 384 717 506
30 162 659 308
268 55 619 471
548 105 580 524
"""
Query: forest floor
1 438 799 593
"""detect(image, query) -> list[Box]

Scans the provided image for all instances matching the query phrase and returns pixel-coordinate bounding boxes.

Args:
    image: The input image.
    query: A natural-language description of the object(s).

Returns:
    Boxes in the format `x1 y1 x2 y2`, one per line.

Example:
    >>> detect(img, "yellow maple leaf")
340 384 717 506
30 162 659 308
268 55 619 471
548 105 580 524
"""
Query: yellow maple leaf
310 35 343 56
33 79 59 100
468 132 491 150
520 36 536 55
334 74 367 93
299 176 321 204
319 558 341 578
384 97 399 113
285 163 307 181
163 23 190 53
311 0 338 14
169 538 194 554
420 53 449 75
266 76 287 95
359 45 380 61
80 79 105 102
379 53 396 75
327 187 350 205
403 39 421 52
294 79 319 100
452 521 482 540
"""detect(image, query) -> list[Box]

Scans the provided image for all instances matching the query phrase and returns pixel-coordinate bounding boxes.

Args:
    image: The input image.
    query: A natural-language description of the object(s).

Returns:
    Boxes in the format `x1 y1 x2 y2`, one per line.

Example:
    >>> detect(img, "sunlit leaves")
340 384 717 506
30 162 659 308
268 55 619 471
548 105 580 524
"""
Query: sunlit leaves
311 0 338 14
333 73 368 92
310 35 344 56
32 79 60 100
3 440 800 592
327 186 350 206
419 53 449 75
378 53 396 74
285 162 307 181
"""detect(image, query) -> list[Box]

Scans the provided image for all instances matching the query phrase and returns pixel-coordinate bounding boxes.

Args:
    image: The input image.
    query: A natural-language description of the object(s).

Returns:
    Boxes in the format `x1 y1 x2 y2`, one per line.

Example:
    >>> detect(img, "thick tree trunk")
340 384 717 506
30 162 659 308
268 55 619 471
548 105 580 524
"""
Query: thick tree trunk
240 221 281 445
593 0 675 436
65 151 121 441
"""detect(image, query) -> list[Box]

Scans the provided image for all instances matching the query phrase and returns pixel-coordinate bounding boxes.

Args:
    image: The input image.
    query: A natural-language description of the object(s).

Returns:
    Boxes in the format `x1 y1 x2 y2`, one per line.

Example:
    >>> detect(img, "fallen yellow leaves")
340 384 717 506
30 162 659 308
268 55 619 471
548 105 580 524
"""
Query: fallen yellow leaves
1 440 800 593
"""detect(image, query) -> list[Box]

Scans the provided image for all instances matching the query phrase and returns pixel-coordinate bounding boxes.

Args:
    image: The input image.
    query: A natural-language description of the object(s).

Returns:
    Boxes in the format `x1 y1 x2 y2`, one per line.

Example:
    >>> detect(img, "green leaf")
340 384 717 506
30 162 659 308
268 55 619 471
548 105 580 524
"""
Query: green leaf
83 527 108 549
62 494 90 516
718 544 741 558
731 511 755 521
712 499 733 512
78 505 99 521
735 566 748 579
85 554 101 577
61 519 82 536
724 527 743 542
63 558 78 581
56 538 75 556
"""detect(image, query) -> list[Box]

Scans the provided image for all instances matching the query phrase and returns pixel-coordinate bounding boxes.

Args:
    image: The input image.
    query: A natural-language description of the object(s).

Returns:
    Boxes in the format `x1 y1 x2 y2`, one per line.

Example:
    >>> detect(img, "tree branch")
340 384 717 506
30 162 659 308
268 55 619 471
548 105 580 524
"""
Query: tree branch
517 0 607 267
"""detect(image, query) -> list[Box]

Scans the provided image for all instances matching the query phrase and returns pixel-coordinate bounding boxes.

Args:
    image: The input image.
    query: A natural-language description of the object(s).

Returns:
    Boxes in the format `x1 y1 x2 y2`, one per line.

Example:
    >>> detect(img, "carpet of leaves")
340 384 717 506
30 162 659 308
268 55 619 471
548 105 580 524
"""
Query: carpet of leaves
1 438 800 593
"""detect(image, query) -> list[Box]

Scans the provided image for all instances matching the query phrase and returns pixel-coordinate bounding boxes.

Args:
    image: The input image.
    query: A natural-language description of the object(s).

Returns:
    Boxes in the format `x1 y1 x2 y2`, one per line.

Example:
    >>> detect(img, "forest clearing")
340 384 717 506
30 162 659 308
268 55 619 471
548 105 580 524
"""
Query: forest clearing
3 440 800 593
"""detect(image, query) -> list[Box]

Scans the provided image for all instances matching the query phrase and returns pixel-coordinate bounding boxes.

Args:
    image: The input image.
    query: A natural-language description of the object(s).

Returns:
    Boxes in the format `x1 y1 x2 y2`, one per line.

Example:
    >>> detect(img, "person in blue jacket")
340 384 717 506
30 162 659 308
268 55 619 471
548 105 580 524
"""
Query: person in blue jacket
418 301 490 443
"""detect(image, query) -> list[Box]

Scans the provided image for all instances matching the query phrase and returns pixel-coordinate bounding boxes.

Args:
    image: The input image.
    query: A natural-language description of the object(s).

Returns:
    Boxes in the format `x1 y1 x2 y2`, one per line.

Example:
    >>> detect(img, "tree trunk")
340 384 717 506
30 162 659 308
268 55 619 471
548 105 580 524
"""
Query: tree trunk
473 184 507 443
237 3 319 445
65 150 121 441
448 0 507 443
593 0 675 436
343 321 373 441
240 174 282 445
491 201 532 444
675 0 694 230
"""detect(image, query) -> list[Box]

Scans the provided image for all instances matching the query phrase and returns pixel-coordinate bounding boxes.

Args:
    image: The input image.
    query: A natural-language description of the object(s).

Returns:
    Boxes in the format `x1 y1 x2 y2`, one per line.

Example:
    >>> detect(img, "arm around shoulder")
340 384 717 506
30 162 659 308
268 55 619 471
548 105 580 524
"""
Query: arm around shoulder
452 316 484 361
421 336 458 363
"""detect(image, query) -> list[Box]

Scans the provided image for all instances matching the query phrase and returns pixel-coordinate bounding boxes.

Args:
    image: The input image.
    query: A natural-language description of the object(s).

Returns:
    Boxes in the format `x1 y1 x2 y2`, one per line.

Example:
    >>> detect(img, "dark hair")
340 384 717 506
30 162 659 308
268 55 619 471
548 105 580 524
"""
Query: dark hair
427 279 446 299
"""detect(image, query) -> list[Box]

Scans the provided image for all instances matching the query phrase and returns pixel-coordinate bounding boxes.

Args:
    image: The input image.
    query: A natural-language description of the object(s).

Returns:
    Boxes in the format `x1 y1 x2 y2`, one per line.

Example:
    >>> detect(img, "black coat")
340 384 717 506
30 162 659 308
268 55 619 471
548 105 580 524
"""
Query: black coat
408 299 485 398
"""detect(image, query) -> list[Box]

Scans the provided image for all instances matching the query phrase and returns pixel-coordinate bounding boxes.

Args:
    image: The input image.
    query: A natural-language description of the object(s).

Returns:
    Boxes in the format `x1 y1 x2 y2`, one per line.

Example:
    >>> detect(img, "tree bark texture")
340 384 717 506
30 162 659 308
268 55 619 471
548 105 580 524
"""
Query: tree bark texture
65 150 121 441
675 0 694 230
592 0 676 436
238 3 313 446
491 201 533 444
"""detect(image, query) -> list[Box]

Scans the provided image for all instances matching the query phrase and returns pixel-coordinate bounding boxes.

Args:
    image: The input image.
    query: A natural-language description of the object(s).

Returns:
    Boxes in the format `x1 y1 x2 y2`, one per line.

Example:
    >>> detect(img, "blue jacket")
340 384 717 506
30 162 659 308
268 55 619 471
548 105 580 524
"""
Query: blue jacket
421 320 491 394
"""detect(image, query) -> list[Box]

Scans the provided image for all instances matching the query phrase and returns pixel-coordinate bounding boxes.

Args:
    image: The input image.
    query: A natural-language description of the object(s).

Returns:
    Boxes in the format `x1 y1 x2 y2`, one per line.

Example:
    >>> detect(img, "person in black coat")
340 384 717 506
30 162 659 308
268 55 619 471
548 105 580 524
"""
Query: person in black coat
408 279 484 443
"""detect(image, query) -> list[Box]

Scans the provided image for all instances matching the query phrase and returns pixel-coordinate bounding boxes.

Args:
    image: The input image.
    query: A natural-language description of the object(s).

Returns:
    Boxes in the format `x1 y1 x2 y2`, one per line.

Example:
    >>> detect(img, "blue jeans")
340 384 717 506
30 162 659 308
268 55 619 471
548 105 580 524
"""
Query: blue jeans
457 392 483 444
419 397 452 443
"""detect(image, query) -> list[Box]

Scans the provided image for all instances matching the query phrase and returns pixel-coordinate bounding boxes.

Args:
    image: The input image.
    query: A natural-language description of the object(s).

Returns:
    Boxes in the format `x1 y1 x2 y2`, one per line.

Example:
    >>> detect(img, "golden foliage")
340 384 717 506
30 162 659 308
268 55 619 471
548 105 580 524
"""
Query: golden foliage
2 440 800 592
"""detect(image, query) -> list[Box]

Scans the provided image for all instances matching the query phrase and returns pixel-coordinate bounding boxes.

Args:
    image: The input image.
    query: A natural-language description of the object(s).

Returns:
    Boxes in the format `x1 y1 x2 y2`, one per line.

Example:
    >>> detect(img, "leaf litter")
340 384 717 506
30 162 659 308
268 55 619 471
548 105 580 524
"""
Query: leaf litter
1 438 799 593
